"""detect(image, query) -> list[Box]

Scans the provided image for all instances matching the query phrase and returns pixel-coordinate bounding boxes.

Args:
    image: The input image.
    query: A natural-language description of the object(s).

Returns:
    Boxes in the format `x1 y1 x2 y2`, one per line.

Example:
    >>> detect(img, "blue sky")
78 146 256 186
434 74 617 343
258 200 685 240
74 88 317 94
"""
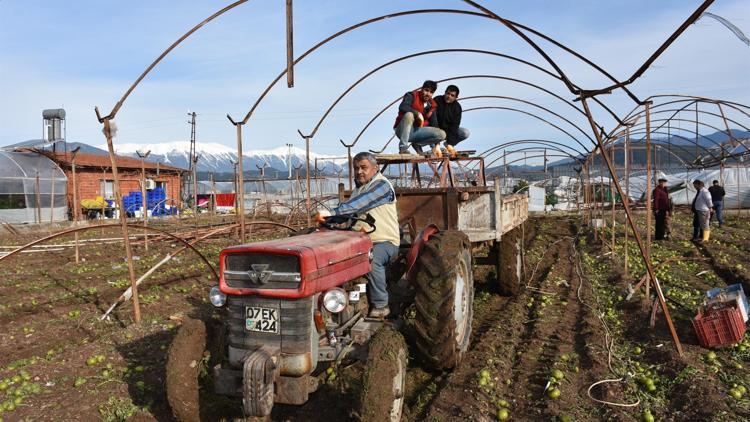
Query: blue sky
1 0 748 162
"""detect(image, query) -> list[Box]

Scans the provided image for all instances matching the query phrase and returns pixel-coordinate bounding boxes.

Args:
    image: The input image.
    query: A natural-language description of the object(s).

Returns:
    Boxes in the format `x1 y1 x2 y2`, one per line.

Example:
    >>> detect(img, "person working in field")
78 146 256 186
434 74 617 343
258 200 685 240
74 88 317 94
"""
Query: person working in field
691 179 713 243
434 84 470 158
316 152 399 318
653 178 670 240
394 80 447 157
708 179 726 228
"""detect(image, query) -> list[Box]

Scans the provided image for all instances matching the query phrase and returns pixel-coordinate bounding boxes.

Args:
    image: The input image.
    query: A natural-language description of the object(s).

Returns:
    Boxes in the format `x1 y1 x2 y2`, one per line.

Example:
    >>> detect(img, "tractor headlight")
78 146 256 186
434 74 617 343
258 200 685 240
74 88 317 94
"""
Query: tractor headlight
322 288 348 313
209 285 227 307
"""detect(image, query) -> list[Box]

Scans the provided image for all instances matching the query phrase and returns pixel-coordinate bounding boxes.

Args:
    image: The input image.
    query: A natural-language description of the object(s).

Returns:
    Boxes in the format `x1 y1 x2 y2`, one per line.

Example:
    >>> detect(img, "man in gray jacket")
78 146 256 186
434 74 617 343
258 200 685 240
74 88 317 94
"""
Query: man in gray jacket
691 180 714 242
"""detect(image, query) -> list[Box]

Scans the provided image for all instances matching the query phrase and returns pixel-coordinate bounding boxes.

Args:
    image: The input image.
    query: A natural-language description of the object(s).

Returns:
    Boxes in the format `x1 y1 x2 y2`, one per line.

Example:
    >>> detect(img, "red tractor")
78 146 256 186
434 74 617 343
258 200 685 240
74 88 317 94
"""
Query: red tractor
166 155 528 421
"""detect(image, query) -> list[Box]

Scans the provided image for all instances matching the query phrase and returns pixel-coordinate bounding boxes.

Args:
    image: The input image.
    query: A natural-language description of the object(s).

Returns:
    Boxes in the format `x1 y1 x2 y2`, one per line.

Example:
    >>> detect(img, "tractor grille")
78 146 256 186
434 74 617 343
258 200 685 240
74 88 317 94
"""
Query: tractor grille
226 295 313 358
223 253 301 289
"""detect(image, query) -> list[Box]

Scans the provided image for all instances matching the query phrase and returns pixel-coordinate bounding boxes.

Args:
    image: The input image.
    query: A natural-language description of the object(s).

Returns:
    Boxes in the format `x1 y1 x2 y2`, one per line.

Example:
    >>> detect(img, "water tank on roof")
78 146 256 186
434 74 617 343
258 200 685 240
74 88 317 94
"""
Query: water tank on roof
42 109 66 120
42 108 66 142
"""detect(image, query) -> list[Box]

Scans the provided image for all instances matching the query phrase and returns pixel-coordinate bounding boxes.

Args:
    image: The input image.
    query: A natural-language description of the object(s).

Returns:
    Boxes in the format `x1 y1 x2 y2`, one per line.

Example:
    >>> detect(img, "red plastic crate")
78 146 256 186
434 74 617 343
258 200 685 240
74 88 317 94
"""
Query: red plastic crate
692 304 746 348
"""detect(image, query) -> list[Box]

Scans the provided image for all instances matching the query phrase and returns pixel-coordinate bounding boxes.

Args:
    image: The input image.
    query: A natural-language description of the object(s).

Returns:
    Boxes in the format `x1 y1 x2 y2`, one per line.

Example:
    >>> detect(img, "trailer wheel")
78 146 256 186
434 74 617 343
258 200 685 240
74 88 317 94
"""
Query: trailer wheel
495 226 523 295
359 327 408 422
166 318 207 422
412 230 473 370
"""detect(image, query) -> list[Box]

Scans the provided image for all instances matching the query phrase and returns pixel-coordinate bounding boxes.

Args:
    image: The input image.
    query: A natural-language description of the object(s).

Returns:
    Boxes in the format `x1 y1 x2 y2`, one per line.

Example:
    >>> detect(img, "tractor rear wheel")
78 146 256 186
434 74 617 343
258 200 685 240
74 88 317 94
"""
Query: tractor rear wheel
359 327 408 422
412 230 473 370
166 318 207 422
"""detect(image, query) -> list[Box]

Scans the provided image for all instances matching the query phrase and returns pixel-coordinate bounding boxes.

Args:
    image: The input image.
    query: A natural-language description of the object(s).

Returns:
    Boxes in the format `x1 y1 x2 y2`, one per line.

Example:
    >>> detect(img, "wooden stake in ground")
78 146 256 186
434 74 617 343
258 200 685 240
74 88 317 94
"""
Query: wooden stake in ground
136 150 151 251
101 118 141 324
611 144 616 258
624 128 630 276
580 97 683 356
71 147 81 263
645 101 652 299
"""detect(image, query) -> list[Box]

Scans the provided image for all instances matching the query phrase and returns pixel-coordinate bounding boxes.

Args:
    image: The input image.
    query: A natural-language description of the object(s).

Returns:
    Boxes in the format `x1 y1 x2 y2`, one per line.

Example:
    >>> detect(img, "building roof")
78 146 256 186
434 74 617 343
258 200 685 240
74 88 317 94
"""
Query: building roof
43 151 185 173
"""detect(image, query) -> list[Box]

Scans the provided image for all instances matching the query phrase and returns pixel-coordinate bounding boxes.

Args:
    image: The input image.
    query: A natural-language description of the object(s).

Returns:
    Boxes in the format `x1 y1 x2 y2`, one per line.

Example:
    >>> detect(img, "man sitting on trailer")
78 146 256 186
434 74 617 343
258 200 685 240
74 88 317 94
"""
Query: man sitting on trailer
394 80 447 157
434 84 470 158
316 152 399 318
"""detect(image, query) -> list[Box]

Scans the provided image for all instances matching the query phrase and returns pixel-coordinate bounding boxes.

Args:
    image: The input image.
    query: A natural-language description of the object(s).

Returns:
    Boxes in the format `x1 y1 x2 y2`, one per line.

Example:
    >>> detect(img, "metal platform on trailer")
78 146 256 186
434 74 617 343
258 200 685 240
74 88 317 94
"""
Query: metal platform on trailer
375 151 485 188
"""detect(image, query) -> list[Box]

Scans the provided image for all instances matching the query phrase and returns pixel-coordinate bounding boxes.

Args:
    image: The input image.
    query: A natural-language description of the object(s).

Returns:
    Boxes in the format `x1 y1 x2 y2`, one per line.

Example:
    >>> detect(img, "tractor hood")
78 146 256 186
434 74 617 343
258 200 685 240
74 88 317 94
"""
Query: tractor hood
219 230 373 298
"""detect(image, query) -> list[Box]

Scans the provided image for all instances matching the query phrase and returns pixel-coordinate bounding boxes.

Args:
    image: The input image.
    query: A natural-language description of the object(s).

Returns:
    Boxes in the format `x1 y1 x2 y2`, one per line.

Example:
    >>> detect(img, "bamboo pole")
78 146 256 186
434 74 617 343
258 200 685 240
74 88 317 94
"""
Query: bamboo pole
611 143 616 257
624 128 630 276
137 151 150 251
102 119 141 324
35 172 42 224
50 166 56 223
71 148 81 263
581 97 683 356
645 102 652 298
234 124 246 243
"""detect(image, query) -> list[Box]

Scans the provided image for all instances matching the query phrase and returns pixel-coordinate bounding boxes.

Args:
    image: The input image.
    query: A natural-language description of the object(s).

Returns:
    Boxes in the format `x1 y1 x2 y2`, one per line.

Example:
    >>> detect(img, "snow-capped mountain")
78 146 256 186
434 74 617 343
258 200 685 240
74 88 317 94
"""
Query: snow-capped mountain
89 141 346 173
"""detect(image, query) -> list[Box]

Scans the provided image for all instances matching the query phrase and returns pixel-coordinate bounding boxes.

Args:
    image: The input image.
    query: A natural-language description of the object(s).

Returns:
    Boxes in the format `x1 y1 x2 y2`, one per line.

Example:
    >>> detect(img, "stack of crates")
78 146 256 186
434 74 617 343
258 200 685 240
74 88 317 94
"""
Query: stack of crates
147 187 167 215
123 191 143 216
692 284 748 348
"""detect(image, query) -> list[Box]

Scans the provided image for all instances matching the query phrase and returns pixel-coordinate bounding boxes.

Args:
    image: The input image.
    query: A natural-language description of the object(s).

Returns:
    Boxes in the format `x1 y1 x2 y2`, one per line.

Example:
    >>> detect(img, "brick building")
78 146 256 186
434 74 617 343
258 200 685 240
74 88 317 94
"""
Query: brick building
44 151 184 215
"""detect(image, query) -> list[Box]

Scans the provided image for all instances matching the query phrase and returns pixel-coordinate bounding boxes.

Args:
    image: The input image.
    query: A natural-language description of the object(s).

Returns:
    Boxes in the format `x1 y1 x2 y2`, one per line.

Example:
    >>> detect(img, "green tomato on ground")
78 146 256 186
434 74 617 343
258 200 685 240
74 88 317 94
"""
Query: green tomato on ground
641 410 654 422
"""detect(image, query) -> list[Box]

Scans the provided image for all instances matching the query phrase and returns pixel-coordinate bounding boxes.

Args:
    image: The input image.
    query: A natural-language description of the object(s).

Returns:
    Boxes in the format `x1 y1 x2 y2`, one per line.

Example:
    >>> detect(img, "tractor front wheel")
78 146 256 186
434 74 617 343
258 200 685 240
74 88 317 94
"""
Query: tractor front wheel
412 230 473 370
359 327 408 422
166 318 207 422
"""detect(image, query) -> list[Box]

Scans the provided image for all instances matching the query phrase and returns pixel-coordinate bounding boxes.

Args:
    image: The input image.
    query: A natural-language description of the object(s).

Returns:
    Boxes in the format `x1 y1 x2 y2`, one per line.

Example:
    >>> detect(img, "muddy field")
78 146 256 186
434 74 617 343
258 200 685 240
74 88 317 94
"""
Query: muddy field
1 211 749 421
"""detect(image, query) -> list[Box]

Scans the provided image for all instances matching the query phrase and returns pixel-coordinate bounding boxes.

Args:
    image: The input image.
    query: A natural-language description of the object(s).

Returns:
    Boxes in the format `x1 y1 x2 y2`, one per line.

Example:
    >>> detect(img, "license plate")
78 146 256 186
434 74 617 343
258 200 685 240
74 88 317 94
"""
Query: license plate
245 306 279 334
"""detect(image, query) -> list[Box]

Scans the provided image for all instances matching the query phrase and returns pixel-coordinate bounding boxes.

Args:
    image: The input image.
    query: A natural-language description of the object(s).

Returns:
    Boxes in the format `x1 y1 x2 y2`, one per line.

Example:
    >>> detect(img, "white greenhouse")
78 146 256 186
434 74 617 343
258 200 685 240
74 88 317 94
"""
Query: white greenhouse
0 150 68 223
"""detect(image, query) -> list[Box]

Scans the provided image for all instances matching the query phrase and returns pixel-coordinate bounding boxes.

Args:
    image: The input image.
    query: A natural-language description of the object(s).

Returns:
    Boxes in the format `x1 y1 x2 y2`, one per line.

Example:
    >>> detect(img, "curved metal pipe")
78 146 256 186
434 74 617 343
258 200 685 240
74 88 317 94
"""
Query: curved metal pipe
574 0 715 100
462 106 585 147
460 95 594 143
488 152 577 169
645 95 750 119
626 129 721 160
478 139 586 160
307 48 564 139
354 75 605 148
459 1 578 97
630 102 750 134
0 221 296 283
0 223 219 281
485 147 582 167
615 140 693 167
237 8 632 126
96 0 251 121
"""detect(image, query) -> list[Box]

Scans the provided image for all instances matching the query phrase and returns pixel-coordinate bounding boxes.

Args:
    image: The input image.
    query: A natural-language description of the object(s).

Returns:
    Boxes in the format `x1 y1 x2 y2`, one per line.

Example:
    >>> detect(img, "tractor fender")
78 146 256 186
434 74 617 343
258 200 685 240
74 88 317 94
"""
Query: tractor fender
405 224 440 283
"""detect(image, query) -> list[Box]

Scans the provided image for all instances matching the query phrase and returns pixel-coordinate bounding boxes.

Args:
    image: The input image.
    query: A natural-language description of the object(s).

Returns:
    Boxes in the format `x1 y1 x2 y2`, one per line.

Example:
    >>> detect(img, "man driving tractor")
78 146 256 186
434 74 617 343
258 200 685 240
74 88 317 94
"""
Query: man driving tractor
317 151 399 318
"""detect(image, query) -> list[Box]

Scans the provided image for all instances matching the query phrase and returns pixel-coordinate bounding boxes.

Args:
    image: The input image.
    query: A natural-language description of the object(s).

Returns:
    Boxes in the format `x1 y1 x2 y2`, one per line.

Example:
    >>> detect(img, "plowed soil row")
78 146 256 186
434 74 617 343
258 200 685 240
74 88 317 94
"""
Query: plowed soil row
419 216 614 421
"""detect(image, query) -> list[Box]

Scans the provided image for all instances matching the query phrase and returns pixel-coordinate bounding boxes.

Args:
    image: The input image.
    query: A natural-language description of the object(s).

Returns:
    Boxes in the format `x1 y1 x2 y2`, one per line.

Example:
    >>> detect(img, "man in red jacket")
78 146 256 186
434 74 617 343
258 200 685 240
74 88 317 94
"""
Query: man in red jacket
653 178 670 240
394 80 447 157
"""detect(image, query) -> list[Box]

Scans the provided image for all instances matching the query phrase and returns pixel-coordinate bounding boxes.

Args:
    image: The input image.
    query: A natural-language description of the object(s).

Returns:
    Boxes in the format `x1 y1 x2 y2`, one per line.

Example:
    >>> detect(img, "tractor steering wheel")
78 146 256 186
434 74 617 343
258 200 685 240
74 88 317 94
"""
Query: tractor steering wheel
321 213 376 234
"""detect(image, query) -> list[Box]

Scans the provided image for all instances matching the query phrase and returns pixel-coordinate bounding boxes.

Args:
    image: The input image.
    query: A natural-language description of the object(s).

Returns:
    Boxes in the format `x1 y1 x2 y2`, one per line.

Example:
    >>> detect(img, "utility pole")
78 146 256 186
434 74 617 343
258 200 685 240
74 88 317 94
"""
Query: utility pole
187 111 197 209
136 149 151 251
286 143 294 179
